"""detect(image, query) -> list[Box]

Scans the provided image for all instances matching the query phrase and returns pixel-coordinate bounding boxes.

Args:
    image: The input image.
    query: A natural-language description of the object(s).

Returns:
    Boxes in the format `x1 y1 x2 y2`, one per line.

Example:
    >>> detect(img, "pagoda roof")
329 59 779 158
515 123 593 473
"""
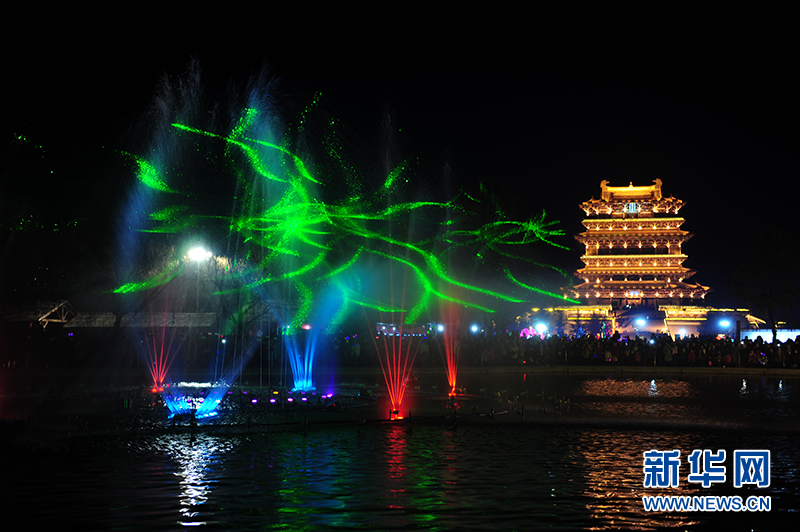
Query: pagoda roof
577 255 692 265
577 229 691 239
581 216 686 222
574 279 709 290
602 179 662 201
576 267 694 274
581 179 684 208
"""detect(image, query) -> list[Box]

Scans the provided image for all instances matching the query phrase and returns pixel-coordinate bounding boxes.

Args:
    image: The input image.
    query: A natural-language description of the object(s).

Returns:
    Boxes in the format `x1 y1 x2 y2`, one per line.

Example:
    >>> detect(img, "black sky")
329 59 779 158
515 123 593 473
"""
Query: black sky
3 26 798 311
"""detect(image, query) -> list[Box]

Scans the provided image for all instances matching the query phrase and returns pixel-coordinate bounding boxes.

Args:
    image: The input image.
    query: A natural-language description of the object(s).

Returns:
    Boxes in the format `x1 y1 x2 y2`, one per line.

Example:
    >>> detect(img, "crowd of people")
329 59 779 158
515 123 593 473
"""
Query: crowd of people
346 330 800 369
4 323 799 373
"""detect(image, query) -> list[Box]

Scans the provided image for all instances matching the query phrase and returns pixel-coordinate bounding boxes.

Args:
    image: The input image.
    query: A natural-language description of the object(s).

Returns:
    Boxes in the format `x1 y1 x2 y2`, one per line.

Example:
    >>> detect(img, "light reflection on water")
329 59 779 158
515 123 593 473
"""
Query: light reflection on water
4 374 800 530
164 436 236 526
575 430 705 530
575 378 698 399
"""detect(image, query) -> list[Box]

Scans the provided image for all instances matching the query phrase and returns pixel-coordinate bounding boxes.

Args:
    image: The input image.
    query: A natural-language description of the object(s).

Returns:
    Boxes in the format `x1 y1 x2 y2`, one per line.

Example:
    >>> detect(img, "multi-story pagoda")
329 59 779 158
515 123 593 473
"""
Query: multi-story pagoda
567 179 710 308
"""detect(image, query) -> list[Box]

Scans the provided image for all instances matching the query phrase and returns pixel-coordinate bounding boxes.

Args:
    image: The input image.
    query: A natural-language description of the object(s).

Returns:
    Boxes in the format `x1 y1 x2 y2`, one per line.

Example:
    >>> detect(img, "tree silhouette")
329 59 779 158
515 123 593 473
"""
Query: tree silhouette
728 228 799 341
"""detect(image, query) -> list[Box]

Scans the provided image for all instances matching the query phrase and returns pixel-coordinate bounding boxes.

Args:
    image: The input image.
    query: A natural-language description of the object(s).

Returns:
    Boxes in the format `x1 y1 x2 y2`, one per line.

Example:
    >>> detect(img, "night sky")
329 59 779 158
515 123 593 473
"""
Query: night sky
3 27 797 315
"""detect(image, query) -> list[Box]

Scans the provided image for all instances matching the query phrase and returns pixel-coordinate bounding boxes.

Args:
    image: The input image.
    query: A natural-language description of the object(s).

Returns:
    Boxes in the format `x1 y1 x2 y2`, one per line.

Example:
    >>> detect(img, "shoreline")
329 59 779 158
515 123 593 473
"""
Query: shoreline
1 365 798 399
3 363 799 382
315 364 800 378
2 364 798 431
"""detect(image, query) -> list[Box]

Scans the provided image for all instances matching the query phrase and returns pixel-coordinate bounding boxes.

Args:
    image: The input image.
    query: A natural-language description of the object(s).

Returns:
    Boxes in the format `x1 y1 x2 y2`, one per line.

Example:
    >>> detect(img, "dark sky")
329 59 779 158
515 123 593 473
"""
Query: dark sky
4 27 797 310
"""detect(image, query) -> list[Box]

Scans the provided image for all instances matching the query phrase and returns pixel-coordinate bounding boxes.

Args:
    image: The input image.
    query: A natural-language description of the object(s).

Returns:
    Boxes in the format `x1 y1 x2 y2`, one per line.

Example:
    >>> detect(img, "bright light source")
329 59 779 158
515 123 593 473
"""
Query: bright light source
636 319 646 327
720 320 731 328
535 323 547 335
679 329 687 337
189 247 212 261
301 324 311 330
471 325 479 333
437 324 444 332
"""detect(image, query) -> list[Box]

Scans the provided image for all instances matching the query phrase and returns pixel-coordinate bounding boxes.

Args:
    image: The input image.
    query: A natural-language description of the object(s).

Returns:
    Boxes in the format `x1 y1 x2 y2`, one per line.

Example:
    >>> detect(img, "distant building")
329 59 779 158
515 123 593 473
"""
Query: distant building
506 180 764 339
567 179 711 308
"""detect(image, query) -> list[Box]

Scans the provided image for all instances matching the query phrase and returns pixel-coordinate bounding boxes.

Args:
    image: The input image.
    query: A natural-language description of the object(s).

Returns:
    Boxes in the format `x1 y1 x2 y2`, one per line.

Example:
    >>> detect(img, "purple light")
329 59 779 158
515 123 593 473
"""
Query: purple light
251 399 258 404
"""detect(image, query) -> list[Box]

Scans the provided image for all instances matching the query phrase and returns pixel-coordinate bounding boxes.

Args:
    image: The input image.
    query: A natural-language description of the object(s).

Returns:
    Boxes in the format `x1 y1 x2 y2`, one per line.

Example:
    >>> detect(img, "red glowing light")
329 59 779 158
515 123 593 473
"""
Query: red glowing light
141 294 181 392
440 305 461 396
373 321 420 419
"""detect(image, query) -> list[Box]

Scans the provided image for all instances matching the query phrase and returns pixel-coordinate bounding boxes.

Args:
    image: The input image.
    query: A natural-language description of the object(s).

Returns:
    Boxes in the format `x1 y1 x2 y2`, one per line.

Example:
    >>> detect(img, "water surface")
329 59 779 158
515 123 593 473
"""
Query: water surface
4 372 798 530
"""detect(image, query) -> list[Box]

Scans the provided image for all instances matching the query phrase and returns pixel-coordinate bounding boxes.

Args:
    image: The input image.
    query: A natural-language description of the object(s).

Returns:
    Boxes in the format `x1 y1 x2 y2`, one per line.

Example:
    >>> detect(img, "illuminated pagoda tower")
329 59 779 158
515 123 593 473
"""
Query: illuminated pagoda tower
568 179 710 309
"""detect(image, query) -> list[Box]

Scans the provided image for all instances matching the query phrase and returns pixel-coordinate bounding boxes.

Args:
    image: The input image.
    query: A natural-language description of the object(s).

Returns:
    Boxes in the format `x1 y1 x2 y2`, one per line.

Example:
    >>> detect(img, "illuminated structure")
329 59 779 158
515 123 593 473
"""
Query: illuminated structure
568 179 710 308
516 305 762 339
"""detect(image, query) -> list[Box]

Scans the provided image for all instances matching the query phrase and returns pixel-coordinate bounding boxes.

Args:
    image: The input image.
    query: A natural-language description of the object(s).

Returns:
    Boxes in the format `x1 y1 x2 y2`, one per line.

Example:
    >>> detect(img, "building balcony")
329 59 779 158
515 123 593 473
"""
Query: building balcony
579 254 689 267
582 248 687 256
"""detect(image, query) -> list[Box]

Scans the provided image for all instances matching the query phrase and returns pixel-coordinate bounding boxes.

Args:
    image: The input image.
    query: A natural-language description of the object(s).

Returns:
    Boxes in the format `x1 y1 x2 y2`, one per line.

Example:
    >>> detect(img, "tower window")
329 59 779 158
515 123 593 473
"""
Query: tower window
625 203 640 214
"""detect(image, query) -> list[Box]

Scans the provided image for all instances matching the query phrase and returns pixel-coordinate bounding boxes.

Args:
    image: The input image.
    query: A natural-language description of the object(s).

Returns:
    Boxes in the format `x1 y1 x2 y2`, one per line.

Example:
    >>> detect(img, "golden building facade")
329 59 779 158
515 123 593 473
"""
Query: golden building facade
567 179 710 308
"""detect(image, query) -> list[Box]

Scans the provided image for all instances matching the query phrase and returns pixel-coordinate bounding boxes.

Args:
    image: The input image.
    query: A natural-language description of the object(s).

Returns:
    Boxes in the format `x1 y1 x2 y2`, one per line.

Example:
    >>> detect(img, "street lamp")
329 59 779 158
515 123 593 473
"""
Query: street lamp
189 247 212 261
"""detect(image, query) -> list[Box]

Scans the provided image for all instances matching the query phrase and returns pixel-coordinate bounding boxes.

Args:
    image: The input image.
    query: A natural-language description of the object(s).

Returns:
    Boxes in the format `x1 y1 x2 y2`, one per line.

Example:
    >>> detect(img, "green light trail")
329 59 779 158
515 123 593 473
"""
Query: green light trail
114 264 185 294
122 152 180 193
504 268 580 304
115 100 570 328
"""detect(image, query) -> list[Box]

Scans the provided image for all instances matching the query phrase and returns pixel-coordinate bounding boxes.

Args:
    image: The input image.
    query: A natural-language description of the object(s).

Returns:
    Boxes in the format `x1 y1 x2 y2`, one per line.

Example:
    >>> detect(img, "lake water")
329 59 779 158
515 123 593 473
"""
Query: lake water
3 370 799 530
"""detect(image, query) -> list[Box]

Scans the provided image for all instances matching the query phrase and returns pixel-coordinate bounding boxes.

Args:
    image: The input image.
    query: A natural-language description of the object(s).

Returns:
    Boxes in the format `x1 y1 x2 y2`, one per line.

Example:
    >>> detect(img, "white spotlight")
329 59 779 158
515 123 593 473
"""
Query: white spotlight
189 247 212 261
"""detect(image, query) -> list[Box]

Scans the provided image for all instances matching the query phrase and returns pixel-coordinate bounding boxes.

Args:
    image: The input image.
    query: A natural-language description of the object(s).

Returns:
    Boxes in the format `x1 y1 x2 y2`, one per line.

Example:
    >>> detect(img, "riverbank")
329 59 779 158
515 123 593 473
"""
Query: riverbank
338 364 800 377
2 363 799 394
